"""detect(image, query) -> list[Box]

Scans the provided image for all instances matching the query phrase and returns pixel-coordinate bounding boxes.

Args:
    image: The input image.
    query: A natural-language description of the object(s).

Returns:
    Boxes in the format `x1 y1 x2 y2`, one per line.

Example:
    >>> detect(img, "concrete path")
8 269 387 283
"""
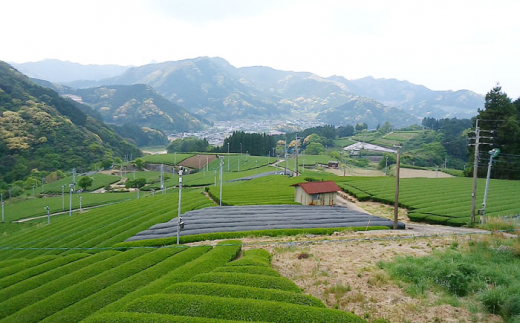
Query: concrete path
126 205 406 241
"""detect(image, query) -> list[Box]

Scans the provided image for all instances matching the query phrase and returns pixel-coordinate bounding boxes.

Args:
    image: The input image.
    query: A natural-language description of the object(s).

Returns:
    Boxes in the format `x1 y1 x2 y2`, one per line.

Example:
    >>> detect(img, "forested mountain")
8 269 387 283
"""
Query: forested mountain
11 59 130 83
0 61 141 186
71 85 210 132
17 57 484 127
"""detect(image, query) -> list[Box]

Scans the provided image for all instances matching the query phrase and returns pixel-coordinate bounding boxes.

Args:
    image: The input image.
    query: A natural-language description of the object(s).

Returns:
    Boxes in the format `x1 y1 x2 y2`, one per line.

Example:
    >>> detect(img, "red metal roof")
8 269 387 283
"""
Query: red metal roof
292 181 341 195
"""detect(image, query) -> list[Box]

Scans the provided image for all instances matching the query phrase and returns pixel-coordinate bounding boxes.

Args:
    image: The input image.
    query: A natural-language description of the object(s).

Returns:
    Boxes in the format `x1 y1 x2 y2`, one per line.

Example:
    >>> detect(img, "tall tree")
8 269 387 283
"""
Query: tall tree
470 86 520 179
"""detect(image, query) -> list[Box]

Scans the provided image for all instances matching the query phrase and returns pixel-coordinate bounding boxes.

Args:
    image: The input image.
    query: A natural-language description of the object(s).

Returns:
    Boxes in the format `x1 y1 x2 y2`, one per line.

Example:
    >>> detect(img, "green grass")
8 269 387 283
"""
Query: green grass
40 173 120 193
380 237 520 320
140 153 194 166
2 192 137 221
340 176 520 225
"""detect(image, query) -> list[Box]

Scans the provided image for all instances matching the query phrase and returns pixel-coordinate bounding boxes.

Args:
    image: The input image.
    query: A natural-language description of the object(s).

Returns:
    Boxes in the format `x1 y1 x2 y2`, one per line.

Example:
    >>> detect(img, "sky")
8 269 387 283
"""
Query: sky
1 0 519 98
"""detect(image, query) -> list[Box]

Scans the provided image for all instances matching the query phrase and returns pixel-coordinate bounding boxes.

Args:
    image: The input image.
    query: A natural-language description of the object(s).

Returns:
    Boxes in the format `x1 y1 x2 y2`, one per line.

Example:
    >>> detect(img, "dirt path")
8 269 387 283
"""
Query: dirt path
399 168 453 178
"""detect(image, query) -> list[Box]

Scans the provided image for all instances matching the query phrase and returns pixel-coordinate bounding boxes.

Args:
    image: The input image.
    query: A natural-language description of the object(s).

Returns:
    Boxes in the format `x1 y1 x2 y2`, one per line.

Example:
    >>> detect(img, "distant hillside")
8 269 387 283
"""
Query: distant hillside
316 96 420 128
0 61 141 184
328 76 483 119
72 84 210 132
16 57 484 125
11 59 130 83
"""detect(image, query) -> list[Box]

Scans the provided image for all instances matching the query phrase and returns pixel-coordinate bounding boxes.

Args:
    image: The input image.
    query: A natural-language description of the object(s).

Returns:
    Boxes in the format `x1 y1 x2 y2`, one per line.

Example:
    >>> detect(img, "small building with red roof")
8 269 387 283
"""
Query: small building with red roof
291 181 341 206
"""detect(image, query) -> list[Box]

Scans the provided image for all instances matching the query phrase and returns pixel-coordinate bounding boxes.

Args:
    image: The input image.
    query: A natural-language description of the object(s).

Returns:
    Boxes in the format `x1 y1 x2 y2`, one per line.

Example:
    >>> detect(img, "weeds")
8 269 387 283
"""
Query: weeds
381 237 520 320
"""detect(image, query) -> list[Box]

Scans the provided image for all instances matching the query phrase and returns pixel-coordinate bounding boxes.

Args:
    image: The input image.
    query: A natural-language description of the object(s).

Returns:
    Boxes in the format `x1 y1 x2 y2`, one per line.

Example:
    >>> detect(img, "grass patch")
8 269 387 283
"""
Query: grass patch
380 237 520 320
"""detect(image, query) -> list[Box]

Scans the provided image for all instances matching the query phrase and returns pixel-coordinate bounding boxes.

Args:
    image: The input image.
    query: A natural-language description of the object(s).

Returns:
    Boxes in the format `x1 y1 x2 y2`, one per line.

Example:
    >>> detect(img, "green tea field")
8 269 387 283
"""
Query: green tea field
340 177 520 225
0 184 365 322
40 173 120 193
140 153 194 166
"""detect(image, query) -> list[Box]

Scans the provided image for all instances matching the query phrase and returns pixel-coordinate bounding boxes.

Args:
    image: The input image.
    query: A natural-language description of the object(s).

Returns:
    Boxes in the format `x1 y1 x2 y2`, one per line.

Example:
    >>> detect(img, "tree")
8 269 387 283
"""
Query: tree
305 142 325 155
355 123 368 132
470 86 520 179
125 177 146 189
337 125 354 137
134 158 145 170
78 176 93 191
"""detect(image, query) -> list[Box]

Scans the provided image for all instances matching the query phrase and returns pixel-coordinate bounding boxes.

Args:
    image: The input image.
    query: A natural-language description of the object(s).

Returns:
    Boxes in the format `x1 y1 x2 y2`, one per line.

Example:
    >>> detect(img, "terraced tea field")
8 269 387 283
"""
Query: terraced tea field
2 192 137 222
340 177 520 225
0 189 364 322
40 173 120 193
0 189 214 259
140 153 194 166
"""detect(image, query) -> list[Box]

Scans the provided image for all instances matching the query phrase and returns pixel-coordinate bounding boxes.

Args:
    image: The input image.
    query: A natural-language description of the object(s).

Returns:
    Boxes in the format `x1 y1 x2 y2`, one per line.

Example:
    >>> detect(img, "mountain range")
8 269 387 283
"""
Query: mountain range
12 57 485 129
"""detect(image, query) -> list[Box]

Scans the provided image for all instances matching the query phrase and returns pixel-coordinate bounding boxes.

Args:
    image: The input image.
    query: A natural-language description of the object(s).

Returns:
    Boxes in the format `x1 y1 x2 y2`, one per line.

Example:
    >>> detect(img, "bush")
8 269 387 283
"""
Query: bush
123 293 366 322
0 255 58 280
113 227 388 248
0 253 88 290
190 272 301 293
164 282 325 307
213 265 280 277
97 241 240 313
39 247 187 323
424 215 449 225
0 252 116 302
4 248 154 322
84 312 245 323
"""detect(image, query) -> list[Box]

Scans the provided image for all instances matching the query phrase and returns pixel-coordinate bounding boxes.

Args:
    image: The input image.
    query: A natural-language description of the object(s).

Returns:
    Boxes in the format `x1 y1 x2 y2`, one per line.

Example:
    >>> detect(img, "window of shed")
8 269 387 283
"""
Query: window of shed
311 194 319 200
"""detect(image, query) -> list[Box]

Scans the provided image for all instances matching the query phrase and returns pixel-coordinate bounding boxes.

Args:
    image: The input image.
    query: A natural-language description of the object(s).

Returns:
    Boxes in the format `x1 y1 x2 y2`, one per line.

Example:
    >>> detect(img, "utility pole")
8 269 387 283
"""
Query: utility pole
41 177 45 194
444 158 447 170
470 119 480 224
284 137 288 175
32 185 35 196
45 206 50 224
1 200 4 223
160 164 165 194
68 184 74 216
481 148 500 223
302 160 305 173
174 152 177 166
227 142 230 154
436 165 439 178
238 155 240 172
294 133 299 176
61 185 65 210
177 168 184 245
393 145 402 229
219 156 224 206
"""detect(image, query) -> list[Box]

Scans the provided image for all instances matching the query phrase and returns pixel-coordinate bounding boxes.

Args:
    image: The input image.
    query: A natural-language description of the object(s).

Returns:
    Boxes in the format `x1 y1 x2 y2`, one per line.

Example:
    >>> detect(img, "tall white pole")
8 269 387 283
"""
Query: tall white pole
45 206 50 224
177 168 183 245
174 152 177 166
160 164 165 194
219 156 224 206
69 184 73 216
41 177 45 193
62 185 65 210
481 148 500 222
78 196 82 212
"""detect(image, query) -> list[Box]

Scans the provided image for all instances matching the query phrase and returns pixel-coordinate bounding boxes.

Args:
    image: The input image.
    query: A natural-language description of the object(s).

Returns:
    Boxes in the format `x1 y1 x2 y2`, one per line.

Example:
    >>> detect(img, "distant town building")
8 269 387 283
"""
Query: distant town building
292 181 341 206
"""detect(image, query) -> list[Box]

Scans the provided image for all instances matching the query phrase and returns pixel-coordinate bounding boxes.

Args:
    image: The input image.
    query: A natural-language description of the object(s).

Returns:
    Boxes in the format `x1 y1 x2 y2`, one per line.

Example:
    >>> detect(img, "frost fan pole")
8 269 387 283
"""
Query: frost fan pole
177 168 183 245
393 145 402 230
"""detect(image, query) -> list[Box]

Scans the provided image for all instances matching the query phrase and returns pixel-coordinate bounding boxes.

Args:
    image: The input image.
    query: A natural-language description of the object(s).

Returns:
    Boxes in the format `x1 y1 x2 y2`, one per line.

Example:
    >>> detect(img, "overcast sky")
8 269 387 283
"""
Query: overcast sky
2 0 519 98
